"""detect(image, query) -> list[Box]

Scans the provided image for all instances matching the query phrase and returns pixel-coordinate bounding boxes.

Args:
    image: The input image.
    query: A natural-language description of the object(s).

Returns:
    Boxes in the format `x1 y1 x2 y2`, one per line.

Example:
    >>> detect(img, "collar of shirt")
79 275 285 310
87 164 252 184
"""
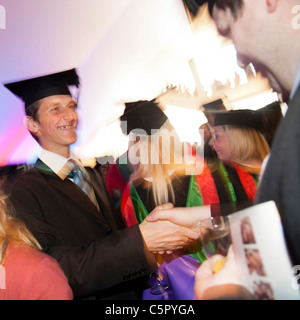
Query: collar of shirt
39 149 81 175
290 60 300 99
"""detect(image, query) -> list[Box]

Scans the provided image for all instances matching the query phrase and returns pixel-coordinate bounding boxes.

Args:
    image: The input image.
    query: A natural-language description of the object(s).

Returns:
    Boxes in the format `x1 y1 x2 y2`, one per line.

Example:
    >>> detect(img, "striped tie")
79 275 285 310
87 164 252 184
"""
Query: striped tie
65 160 99 209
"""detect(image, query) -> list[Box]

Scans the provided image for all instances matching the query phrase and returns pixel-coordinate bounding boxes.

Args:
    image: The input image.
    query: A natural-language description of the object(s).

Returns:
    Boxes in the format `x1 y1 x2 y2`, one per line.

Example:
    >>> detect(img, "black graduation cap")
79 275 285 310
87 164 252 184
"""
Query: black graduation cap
183 0 215 17
4 68 80 110
202 99 226 111
120 99 168 136
213 109 263 131
201 99 226 126
256 101 283 146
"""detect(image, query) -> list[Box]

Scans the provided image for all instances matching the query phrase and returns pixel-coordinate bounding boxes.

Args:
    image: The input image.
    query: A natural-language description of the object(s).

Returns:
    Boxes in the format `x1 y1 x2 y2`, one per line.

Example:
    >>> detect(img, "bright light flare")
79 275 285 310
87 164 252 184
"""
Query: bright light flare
164 104 207 145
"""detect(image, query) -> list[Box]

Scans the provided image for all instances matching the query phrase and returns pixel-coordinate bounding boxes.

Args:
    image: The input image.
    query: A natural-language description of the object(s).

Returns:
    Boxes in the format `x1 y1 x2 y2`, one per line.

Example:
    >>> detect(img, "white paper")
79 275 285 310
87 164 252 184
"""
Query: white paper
228 201 300 300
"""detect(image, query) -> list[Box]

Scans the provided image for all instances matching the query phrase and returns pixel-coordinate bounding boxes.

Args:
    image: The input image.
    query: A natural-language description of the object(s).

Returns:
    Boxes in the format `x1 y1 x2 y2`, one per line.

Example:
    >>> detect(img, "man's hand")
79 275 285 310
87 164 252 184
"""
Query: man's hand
139 217 200 254
139 204 210 254
146 205 211 229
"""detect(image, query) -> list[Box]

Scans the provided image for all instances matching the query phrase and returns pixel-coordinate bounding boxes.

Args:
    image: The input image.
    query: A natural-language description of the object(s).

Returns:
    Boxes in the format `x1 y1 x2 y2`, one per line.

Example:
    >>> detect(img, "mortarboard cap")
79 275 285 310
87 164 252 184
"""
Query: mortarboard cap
213 109 263 131
202 99 226 126
183 0 215 17
256 101 283 146
202 99 226 111
120 99 168 136
4 68 80 110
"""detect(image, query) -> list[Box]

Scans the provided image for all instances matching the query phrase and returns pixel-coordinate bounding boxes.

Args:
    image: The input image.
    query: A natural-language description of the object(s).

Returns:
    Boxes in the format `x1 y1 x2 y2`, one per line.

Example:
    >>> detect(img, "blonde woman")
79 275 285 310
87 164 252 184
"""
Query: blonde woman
192 110 270 214
212 124 269 184
120 100 209 300
213 111 269 173
0 192 73 300
121 100 205 224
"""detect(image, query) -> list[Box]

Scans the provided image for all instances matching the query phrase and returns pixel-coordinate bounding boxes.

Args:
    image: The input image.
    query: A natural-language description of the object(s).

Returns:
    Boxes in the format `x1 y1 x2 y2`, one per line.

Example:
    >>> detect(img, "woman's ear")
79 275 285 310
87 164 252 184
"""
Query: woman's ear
23 116 39 135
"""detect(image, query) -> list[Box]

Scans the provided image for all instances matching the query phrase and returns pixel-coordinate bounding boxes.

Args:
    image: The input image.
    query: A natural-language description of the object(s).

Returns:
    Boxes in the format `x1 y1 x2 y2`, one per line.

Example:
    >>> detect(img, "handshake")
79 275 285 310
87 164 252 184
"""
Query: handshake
139 204 252 300
139 203 211 254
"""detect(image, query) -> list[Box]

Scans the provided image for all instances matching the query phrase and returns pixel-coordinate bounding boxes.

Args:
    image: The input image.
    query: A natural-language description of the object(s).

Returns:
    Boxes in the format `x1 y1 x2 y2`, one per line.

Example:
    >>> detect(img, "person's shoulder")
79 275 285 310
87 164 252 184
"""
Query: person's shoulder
8 242 52 266
6 242 73 300
4 168 41 195
5 242 56 279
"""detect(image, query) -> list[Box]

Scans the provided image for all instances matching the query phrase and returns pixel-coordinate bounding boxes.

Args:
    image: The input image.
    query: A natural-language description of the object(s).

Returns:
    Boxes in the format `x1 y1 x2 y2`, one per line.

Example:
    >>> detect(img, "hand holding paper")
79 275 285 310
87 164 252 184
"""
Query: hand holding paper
194 246 249 299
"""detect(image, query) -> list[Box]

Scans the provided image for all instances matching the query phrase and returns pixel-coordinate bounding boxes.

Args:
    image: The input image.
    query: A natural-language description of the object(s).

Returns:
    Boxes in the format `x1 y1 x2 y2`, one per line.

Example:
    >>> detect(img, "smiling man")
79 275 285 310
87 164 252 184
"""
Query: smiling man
210 0 299 98
184 0 300 299
207 0 300 264
27 94 78 157
3 68 201 300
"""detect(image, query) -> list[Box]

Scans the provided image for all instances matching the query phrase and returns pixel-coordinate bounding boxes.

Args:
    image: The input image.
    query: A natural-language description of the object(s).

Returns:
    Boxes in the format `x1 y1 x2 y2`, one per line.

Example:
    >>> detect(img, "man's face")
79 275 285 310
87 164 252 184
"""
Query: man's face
212 0 283 93
31 95 78 155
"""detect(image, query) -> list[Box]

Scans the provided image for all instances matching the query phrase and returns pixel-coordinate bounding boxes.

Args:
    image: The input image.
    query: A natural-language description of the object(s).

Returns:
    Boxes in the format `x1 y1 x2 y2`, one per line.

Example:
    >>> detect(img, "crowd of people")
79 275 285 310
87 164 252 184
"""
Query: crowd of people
0 0 299 300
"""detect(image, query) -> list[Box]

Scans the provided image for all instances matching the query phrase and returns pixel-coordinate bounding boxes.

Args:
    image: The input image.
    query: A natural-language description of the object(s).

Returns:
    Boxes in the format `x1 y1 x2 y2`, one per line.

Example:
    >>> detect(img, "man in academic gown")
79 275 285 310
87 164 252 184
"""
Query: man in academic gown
3 69 200 299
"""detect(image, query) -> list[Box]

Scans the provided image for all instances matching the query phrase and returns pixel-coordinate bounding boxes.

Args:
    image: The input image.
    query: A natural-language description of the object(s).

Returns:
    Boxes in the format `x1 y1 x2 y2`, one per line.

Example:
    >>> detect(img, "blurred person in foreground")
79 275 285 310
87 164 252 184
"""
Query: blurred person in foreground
0 191 72 300
156 0 300 299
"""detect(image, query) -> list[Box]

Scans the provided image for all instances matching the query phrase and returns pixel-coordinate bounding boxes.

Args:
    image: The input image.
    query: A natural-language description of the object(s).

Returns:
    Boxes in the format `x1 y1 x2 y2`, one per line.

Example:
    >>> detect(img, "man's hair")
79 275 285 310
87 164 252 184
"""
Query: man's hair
184 0 244 19
214 0 244 18
25 100 40 121
25 100 41 142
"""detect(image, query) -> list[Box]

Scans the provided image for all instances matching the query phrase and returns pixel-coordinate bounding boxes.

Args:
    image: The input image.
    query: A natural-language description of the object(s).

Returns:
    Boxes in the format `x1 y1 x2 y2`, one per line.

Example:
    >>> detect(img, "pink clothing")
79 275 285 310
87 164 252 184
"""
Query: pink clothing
0 242 73 300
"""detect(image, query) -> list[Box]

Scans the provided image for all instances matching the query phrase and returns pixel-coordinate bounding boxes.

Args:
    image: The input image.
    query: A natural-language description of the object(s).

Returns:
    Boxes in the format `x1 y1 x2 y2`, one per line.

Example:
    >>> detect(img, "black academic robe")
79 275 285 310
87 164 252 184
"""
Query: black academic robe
6 159 156 299
256 85 300 265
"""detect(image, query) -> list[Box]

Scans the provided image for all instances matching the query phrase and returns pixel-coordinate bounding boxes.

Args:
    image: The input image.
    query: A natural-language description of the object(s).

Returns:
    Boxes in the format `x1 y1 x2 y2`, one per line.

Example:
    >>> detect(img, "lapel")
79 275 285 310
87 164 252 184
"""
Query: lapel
34 159 111 228
288 84 300 110
87 167 123 230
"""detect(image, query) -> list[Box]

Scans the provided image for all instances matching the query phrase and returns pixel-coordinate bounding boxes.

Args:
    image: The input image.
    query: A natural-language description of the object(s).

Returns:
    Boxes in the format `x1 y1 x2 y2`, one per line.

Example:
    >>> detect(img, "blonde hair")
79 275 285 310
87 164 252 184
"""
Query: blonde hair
224 125 270 163
0 192 41 265
129 120 195 206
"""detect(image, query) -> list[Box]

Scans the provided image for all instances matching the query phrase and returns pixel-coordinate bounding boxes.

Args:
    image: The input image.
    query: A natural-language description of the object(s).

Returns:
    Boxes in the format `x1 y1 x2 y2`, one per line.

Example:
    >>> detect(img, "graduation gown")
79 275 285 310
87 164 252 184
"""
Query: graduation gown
121 160 257 227
6 159 156 299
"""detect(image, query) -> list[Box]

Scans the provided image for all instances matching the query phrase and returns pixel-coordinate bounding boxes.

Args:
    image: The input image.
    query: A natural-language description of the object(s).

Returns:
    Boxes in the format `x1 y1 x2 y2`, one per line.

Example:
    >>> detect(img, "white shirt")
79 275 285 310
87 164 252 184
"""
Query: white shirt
39 149 80 175
39 149 99 209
